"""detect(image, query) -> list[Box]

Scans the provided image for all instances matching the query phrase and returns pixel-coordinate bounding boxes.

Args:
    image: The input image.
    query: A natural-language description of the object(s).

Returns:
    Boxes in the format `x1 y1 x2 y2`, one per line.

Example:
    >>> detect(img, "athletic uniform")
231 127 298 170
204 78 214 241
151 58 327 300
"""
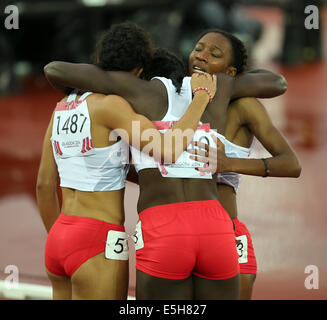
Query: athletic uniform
217 142 257 275
45 91 129 277
131 77 239 280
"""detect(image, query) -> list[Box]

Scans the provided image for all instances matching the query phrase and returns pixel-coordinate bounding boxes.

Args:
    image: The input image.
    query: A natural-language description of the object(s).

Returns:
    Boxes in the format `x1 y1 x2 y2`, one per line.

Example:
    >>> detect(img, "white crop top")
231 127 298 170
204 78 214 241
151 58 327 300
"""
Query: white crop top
51 91 129 192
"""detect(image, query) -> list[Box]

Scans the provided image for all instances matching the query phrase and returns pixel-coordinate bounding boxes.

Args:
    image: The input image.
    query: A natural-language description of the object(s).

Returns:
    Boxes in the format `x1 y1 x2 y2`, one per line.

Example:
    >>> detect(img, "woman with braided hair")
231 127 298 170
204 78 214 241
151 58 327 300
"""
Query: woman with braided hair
187 29 301 299
44 25 292 299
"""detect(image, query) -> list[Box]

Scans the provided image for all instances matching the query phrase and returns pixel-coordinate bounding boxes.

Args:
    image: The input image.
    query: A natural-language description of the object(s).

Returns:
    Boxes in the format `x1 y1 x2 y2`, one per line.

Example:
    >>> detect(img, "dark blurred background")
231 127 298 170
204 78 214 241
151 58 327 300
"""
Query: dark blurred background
0 0 324 95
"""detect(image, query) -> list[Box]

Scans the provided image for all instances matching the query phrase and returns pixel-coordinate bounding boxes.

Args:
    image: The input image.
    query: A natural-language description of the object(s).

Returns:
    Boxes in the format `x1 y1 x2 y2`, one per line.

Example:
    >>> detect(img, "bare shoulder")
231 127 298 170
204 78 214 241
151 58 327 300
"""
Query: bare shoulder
87 93 127 106
232 97 260 108
148 78 168 103
90 94 134 118
233 97 266 115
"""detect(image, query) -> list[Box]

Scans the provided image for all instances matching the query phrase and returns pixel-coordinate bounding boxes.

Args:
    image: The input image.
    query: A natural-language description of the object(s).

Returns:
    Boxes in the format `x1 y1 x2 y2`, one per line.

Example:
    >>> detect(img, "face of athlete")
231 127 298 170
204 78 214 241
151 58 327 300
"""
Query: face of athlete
189 32 236 76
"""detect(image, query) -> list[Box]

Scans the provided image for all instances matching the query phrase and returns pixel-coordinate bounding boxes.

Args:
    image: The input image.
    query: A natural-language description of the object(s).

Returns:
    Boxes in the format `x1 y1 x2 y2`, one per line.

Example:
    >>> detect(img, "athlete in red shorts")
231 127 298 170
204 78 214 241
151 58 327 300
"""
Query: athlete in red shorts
136 200 239 281
44 28 293 299
234 218 257 276
38 23 216 299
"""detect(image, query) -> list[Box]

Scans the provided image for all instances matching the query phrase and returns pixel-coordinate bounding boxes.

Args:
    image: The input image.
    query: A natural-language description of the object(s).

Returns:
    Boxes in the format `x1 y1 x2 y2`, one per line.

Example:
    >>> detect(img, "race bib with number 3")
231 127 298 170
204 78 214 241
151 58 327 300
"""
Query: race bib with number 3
236 235 248 264
105 230 129 260
133 221 144 250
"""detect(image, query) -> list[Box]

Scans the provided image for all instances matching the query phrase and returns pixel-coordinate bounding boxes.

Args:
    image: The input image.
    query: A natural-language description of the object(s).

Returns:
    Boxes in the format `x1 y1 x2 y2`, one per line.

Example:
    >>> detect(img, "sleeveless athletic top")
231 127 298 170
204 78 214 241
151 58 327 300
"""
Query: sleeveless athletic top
130 76 217 179
51 91 129 192
130 76 191 172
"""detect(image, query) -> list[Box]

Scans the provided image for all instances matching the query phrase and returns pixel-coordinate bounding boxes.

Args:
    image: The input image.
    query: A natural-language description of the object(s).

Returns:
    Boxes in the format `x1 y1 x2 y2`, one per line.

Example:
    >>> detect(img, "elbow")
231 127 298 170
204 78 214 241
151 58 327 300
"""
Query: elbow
289 158 302 178
44 62 62 80
293 162 302 178
276 75 288 95
36 179 56 195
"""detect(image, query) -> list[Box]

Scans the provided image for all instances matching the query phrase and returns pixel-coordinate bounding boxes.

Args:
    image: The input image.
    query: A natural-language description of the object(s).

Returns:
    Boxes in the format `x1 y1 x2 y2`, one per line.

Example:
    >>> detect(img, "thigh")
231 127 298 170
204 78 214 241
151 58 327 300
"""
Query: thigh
240 273 256 300
71 252 129 300
193 274 240 300
136 270 193 300
46 269 72 300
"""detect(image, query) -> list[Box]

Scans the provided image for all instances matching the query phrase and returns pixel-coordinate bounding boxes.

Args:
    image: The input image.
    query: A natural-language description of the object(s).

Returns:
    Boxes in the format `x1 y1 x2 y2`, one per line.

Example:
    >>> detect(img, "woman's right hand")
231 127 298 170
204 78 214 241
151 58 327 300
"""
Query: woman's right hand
191 72 217 102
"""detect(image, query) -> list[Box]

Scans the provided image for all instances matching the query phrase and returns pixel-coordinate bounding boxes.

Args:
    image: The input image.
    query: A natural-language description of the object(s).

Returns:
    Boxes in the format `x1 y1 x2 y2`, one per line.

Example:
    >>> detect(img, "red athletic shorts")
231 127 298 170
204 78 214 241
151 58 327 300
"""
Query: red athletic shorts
45 213 126 277
233 218 257 274
135 200 239 280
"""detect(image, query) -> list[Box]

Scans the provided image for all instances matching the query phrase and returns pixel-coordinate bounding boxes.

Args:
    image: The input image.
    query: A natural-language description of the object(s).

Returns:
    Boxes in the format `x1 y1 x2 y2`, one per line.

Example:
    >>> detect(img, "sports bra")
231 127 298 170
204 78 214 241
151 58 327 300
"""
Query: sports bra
51 91 129 192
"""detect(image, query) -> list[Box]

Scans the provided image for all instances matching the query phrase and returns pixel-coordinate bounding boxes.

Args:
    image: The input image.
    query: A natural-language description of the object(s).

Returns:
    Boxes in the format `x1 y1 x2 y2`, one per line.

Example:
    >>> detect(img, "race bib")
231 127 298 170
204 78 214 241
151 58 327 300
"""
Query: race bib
105 230 129 260
133 221 144 250
155 122 215 179
236 235 248 264
51 99 95 158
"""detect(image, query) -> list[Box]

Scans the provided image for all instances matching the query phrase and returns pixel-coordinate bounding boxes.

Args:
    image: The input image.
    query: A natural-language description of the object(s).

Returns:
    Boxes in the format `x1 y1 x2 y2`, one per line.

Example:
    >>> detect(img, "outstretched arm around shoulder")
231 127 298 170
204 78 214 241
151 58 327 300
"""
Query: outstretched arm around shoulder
229 69 288 100
44 62 157 111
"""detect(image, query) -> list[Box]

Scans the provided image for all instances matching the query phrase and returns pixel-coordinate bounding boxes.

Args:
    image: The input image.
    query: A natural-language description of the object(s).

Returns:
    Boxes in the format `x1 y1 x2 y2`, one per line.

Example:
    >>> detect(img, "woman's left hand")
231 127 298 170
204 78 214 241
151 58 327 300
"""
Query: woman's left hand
188 134 229 173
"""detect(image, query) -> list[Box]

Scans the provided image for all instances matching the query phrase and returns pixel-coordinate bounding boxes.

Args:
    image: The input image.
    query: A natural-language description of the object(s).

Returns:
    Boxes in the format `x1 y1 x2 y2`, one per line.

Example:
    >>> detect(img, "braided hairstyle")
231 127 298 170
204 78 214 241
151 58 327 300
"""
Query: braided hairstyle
143 47 187 93
94 21 154 75
196 29 248 75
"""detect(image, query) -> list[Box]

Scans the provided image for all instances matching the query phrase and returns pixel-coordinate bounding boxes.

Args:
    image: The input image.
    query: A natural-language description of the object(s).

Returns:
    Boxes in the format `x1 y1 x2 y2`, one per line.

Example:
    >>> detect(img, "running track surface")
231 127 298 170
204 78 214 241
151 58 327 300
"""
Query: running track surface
0 6 326 299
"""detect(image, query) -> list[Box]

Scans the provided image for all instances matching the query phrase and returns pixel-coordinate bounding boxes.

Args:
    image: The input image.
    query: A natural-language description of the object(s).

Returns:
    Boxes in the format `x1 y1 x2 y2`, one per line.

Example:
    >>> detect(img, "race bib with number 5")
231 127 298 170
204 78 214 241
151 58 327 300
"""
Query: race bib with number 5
105 230 129 260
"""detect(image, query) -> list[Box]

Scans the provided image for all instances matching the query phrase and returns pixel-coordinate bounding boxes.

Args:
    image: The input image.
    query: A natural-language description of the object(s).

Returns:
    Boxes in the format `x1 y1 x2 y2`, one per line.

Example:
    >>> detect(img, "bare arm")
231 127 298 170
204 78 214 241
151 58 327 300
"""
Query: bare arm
229 97 301 177
44 62 287 108
231 69 288 100
190 98 301 178
36 114 60 233
44 62 158 115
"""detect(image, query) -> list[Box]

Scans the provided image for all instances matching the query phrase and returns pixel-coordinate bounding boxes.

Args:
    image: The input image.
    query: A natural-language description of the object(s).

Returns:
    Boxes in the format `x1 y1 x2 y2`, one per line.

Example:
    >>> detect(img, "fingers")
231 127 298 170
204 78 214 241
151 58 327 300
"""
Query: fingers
191 137 223 151
190 140 209 151
195 166 212 173
189 155 208 164
188 148 208 158
187 143 213 158
191 71 215 83
195 162 217 174
191 73 217 101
